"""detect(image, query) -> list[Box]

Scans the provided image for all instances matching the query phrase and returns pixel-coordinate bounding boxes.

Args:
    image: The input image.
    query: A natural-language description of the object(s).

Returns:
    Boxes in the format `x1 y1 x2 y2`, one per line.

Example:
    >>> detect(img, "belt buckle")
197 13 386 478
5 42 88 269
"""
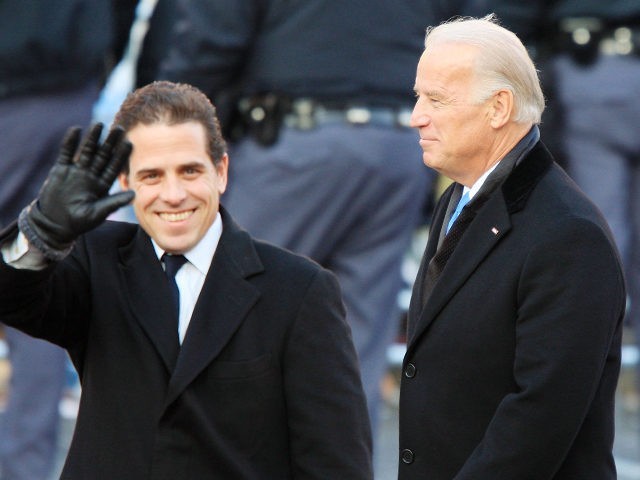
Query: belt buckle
396 110 412 128
345 107 372 125
345 106 413 128
290 98 316 130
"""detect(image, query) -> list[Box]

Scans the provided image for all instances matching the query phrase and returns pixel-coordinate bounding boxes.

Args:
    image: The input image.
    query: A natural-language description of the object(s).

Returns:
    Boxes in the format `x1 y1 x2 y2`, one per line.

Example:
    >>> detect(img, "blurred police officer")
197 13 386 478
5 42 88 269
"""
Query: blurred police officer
479 0 640 408
0 2 163 478
158 0 460 444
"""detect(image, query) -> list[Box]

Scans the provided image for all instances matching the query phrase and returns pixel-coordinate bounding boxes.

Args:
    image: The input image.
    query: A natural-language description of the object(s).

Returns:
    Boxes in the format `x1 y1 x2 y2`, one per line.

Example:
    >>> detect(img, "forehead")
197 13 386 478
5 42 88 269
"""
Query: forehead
416 43 477 94
127 121 206 144
126 121 209 169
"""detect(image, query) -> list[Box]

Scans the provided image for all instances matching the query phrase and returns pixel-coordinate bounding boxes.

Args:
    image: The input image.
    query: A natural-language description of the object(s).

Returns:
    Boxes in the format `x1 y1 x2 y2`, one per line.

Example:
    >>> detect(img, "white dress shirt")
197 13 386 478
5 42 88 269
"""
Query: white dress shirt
463 160 501 201
152 212 222 343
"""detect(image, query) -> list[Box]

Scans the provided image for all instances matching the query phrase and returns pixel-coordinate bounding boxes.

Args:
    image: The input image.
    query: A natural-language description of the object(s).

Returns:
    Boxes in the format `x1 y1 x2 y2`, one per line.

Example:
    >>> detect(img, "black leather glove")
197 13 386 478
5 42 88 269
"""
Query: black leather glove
18 123 135 261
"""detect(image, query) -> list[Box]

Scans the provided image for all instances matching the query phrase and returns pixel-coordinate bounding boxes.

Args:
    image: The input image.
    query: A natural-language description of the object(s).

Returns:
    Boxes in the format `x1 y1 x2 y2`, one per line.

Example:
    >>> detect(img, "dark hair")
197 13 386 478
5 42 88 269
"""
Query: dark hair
113 81 227 172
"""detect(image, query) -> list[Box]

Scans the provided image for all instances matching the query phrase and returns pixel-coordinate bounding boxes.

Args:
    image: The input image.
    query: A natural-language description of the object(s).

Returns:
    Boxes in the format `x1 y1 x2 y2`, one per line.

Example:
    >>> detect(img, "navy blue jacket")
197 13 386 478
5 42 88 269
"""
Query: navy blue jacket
158 0 459 108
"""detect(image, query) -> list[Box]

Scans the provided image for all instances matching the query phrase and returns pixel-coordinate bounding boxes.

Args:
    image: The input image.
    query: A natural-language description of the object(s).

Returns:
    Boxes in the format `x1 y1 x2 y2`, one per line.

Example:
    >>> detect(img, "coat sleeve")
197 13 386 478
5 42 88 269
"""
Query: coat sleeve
454 217 625 479
0 224 91 350
282 267 373 480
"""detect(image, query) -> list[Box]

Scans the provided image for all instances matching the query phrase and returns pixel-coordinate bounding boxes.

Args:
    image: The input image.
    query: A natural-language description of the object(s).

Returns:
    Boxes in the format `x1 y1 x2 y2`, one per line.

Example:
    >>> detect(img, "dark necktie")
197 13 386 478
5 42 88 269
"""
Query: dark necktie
162 254 188 322
419 145 525 311
421 194 489 307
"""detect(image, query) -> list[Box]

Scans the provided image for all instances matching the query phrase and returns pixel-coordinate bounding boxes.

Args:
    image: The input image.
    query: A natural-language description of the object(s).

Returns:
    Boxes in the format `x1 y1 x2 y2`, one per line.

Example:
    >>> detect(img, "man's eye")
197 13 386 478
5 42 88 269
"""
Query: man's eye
140 172 159 182
184 166 204 176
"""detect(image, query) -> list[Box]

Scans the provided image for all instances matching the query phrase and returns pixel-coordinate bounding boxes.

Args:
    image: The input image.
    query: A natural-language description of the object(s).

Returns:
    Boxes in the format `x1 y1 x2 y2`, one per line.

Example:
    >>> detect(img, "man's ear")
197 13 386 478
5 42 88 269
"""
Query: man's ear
489 89 514 128
118 172 130 191
217 153 229 194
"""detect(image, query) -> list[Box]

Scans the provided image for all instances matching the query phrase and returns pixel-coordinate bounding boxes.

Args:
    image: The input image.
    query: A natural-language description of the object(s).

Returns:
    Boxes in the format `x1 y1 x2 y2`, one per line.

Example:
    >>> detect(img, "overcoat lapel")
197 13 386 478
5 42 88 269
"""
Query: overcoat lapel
406 185 453 336
119 229 180 373
165 214 263 407
406 141 554 354
407 194 511 349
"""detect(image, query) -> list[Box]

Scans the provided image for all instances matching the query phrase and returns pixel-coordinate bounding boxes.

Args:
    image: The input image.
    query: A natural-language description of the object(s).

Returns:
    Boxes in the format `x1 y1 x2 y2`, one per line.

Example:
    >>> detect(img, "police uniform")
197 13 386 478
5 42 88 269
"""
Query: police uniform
158 0 461 438
0 2 158 478
482 0 640 407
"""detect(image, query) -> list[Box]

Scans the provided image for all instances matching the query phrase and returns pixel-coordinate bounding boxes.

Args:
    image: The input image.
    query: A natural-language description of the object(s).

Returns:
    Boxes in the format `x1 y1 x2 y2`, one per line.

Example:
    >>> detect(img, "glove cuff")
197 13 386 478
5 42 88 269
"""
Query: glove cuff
18 203 74 262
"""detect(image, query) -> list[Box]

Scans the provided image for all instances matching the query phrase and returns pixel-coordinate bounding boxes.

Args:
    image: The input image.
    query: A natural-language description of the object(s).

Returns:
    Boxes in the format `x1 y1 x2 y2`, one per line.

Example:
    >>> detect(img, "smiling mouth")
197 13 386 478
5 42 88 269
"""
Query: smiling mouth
158 210 195 222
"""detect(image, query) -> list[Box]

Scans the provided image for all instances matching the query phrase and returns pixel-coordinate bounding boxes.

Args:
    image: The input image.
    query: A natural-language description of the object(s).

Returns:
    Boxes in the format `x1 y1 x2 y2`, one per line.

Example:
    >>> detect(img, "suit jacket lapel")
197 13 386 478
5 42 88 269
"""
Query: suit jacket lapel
119 229 180 373
165 212 263 407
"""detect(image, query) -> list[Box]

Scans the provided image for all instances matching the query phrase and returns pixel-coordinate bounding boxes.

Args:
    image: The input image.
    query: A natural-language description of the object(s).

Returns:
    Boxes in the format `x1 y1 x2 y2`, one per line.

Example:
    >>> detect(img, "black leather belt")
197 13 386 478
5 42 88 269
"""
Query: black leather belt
284 98 413 130
0 71 96 99
234 94 414 146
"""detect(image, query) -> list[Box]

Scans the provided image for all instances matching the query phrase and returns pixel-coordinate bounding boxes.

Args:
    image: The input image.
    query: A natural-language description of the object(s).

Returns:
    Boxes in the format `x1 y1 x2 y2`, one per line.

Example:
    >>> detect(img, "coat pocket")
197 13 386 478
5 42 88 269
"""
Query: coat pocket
208 353 274 379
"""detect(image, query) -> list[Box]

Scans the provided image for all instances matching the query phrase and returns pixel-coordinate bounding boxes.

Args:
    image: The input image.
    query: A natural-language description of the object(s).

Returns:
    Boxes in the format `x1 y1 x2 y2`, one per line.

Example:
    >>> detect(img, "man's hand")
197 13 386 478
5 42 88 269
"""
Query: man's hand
18 123 135 260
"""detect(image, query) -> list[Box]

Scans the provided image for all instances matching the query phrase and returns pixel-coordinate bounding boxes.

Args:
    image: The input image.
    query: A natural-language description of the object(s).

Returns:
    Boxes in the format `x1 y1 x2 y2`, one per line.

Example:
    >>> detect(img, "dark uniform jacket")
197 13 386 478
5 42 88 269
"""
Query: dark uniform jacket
158 0 460 108
399 142 626 479
0 0 117 99
0 208 373 479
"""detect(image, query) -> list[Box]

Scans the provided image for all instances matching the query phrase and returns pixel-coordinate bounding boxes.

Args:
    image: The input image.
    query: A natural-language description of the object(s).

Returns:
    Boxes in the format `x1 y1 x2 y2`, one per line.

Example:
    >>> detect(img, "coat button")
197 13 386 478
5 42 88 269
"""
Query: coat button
404 363 416 378
401 448 415 464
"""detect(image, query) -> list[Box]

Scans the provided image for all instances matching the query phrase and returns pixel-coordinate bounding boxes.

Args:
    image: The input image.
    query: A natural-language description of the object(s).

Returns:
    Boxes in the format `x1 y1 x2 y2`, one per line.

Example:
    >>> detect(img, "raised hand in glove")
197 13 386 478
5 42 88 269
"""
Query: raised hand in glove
18 123 135 261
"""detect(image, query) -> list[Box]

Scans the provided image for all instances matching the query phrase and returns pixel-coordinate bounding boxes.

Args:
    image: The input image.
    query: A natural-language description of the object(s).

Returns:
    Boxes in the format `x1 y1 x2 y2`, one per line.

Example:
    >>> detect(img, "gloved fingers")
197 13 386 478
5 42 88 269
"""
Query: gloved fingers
101 137 132 184
91 190 136 221
74 123 104 168
57 127 83 166
91 126 125 177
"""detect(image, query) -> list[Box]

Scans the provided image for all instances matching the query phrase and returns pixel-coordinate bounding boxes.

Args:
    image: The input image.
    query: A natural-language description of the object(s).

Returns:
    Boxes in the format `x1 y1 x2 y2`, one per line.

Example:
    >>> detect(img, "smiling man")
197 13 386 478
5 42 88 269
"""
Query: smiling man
399 15 626 480
0 81 372 479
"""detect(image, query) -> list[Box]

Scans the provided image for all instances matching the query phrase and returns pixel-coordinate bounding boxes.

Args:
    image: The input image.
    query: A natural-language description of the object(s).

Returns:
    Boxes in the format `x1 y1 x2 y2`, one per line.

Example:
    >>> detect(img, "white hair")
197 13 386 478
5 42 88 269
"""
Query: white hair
424 14 545 124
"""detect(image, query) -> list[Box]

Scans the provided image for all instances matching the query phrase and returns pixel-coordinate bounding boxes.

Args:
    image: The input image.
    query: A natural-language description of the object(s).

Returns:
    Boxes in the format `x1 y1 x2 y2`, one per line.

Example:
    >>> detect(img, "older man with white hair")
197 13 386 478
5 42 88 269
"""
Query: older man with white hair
399 15 625 479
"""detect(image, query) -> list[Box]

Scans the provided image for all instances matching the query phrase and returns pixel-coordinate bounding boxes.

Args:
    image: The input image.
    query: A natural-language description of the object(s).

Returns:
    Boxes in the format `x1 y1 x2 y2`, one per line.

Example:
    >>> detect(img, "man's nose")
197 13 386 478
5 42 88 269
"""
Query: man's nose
160 177 187 203
410 103 430 129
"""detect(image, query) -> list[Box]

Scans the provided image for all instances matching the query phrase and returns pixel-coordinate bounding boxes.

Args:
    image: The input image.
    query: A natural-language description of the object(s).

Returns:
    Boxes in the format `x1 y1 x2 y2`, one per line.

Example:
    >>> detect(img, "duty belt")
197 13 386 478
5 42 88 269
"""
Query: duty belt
235 94 414 146
284 99 413 130
556 17 640 64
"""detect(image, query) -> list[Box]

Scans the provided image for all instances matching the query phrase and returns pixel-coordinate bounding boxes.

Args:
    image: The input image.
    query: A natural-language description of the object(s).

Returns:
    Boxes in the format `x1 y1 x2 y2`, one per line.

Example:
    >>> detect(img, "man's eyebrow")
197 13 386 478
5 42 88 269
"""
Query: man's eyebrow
414 85 445 98
134 167 160 177
426 89 446 99
180 161 207 168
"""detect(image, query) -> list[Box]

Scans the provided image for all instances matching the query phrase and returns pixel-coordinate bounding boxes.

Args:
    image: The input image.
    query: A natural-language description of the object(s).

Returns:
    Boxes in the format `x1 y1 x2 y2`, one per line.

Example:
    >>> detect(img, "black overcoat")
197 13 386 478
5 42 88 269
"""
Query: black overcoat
0 208 372 479
399 142 626 479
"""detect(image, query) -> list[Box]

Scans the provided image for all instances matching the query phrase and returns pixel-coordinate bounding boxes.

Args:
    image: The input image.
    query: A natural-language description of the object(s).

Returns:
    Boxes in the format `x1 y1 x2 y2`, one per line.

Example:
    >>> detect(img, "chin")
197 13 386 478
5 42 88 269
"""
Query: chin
158 237 191 255
422 156 438 169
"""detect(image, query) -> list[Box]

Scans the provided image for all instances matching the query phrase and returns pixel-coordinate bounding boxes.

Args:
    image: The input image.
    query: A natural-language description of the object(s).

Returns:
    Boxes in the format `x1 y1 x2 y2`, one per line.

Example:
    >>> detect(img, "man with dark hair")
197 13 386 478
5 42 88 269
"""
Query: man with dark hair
0 81 372 479
157 2 457 440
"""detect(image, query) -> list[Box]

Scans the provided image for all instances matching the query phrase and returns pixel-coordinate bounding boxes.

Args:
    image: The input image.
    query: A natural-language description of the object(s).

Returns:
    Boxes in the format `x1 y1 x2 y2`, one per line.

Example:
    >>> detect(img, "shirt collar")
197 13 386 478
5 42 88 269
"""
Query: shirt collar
152 212 223 275
464 125 540 200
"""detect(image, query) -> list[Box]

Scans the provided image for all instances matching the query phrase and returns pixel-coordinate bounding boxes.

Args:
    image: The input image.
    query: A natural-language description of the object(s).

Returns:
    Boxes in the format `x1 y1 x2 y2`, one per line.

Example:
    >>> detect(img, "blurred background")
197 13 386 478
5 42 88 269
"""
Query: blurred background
1 0 639 478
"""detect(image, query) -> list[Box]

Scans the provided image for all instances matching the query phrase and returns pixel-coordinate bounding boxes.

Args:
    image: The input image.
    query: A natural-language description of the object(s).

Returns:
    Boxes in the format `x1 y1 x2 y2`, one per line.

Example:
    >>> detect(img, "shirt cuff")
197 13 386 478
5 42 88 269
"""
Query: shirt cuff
1 230 49 270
